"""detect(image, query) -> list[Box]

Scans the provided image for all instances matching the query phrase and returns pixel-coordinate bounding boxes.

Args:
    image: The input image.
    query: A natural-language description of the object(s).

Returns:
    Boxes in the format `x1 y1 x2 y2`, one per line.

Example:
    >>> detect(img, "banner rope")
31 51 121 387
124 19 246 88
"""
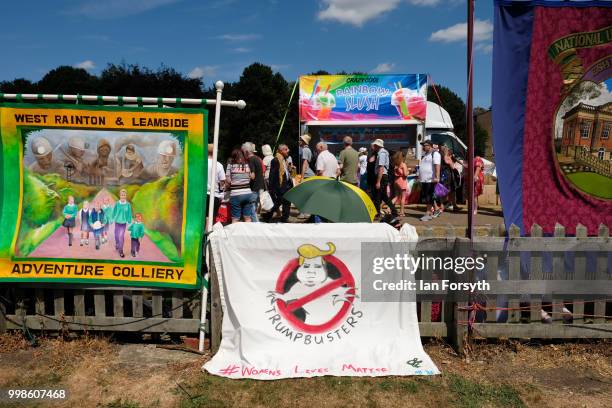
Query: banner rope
457 300 612 332
458 298 612 312
428 75 445 107
273 79 298 152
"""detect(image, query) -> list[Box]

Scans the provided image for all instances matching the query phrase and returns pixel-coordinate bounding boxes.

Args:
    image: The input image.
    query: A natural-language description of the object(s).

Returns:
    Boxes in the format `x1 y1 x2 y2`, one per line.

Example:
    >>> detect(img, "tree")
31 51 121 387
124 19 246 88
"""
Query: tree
427 84 467 143
427 84 489 156
209 63 291 162
1 64 204 100
0 78 37 93
99 63 204 97
37 66 100 94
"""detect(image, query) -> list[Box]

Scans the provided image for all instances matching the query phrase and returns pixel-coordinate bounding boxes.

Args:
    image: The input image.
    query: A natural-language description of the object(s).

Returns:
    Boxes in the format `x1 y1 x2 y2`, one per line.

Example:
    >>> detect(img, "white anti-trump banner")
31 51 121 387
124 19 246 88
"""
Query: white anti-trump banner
204 223 439 379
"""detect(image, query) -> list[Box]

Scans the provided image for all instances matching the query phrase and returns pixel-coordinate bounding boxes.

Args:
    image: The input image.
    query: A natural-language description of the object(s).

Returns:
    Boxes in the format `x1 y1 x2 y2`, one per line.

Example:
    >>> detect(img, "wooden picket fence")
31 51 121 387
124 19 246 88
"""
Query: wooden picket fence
414 223 612 353
0 286 201 334
1 223 611 354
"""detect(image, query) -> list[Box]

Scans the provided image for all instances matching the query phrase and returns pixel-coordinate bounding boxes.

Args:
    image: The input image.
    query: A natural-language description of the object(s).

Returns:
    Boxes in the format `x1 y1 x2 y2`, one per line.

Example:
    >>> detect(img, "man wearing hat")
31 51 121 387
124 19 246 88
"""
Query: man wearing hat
61 136 90 183
298 134 315 181
90 138 114 185
418 140 441 221
370 139 399 220
29 137 63 175
146 140 178 179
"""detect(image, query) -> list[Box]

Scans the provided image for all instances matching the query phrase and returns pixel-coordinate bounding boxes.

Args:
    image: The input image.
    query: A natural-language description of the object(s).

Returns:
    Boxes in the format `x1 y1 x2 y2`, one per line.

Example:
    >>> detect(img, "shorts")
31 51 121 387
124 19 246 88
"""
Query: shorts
230 193 256 220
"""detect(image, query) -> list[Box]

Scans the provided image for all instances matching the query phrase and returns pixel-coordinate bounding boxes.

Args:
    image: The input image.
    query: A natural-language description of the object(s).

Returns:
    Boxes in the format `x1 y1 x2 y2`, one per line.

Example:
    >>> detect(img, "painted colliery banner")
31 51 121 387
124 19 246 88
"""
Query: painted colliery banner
299 74 427 122
205 223 439 379
0 104 207 288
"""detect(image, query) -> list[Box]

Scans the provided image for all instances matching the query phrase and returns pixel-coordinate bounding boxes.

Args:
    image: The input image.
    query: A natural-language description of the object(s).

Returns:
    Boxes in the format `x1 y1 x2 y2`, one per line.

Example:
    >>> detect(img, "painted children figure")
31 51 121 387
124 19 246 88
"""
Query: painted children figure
268 242 354 325
111 189 133 258
89 201 106 250
78 200 91 246
62 195 78 247
101 197 112 244
128 213 145 257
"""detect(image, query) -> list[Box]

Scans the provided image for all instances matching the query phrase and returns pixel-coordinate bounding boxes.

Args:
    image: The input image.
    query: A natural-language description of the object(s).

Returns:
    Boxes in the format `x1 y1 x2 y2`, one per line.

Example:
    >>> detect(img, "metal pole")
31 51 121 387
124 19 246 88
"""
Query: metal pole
199 81 225 352
466 0 475 240
0 93 244 107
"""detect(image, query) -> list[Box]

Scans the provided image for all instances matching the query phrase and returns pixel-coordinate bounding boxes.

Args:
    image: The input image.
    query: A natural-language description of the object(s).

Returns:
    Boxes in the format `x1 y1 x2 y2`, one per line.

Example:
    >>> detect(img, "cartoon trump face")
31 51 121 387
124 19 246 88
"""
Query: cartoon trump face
296 243 336 287
268 242 355 327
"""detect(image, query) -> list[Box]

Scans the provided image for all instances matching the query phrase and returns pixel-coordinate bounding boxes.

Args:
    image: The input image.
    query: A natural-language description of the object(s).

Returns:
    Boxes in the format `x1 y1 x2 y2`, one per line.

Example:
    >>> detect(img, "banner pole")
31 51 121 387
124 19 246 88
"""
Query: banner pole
199 81 225 352
466 0 475 240
273 80 298 152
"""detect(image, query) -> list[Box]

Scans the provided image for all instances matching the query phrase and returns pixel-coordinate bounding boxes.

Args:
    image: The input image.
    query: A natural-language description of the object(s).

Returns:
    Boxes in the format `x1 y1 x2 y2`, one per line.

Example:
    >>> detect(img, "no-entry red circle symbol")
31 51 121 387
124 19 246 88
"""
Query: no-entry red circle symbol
275 255 356 334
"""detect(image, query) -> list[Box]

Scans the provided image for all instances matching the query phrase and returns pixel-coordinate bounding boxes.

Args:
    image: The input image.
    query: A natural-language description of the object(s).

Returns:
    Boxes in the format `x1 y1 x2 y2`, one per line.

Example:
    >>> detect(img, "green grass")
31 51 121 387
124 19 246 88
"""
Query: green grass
180 374 442 408
566 172 612 199
130 171 184 252
145 229 181 262
446 374 525 408
17 218 63 256
16 171 100 255
106 399 142 408
180 374 528 408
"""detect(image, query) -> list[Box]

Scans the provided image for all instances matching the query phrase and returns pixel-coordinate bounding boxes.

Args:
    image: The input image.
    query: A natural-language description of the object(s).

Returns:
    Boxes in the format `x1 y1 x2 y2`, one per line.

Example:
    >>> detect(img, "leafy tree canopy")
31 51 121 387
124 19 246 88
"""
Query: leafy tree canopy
1 64 485 157
428 84 488 157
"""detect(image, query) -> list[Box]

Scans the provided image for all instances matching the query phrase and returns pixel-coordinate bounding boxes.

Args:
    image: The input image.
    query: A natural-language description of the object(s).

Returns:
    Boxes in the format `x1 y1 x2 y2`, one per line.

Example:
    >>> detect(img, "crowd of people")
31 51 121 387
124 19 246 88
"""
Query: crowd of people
206 135 486 225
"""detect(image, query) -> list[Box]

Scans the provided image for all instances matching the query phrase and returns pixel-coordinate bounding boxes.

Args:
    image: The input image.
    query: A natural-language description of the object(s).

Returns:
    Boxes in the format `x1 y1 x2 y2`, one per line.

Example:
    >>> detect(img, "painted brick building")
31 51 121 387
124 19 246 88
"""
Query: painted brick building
561 102 612 161
475 109 494 160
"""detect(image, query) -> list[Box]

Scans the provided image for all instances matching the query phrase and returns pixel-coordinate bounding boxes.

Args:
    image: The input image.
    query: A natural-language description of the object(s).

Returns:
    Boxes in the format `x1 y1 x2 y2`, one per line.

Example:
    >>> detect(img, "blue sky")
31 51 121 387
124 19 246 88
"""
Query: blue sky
0 0 494 107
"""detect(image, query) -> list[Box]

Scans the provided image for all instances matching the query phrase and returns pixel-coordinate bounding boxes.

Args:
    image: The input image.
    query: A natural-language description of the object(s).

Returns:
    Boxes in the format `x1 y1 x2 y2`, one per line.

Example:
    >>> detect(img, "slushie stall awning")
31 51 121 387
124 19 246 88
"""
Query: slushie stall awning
299 74 428 124
299 74 428 151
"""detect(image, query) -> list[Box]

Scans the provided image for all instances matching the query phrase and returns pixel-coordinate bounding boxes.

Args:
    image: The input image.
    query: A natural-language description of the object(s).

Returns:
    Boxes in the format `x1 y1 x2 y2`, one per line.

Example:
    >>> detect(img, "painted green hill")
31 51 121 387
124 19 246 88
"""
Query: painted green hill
17 170 98 255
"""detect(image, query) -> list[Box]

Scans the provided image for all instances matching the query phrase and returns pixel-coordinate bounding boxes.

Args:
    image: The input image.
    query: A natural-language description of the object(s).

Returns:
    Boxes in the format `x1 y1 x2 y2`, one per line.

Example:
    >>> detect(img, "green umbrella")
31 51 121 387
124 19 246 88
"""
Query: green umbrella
283 176 377 223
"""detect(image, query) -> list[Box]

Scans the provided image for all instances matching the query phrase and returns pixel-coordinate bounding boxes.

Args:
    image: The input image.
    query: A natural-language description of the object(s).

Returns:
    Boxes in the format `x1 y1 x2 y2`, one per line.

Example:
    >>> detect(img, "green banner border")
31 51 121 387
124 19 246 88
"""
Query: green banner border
0 103 208 289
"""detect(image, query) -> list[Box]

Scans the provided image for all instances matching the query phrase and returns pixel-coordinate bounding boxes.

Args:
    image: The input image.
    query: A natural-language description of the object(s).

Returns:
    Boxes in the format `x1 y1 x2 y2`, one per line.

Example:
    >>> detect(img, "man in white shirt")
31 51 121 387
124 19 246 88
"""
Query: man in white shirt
418 140 441 221
315 142 339 178
207 144 225 224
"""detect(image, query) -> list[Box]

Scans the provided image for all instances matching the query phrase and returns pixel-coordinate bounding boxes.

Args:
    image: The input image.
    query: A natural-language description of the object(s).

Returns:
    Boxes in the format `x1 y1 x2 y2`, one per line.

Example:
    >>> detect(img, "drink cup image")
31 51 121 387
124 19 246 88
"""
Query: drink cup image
299 91 319 121
314 92 336 120
407 94 427 121
391 88 413 120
